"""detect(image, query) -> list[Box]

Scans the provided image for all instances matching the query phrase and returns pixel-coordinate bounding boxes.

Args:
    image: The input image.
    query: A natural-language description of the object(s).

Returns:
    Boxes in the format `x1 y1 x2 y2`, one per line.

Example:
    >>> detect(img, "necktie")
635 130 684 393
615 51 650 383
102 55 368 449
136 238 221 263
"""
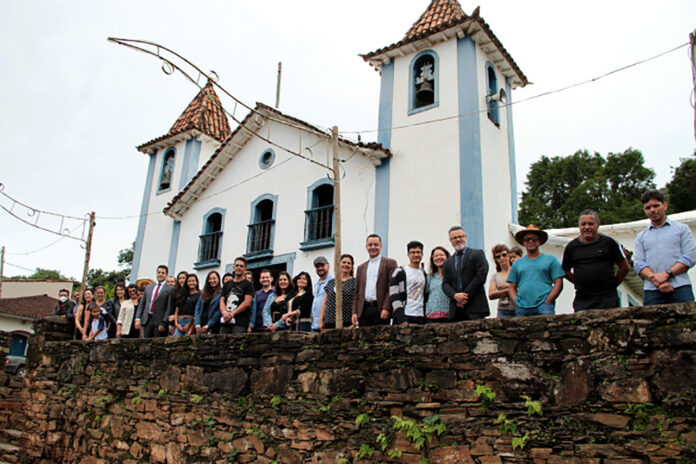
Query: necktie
149 283 161 315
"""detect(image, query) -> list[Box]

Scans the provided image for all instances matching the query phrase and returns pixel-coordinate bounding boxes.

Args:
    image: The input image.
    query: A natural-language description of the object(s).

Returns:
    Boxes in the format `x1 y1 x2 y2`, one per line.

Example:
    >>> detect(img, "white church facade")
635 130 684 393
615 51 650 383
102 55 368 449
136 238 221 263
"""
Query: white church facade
129 0 696 313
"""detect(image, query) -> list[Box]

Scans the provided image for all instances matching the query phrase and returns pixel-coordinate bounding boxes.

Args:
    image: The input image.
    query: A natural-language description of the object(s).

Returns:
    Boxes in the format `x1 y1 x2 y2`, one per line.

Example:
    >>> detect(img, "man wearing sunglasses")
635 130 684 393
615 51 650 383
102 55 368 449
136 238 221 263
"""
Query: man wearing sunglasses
507 225 564 317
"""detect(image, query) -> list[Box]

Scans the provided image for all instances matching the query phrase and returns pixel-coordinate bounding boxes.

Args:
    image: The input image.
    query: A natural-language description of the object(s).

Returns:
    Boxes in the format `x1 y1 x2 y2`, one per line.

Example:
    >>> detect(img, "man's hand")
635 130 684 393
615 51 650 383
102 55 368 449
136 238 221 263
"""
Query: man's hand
380 309 390 320
650 272 670 287
351 314 358 326
223 311 233 323
134 320 141 330
318 321 324 331
658 282 675 293
454 292 469 305
158 324 166 333
247 327 252 334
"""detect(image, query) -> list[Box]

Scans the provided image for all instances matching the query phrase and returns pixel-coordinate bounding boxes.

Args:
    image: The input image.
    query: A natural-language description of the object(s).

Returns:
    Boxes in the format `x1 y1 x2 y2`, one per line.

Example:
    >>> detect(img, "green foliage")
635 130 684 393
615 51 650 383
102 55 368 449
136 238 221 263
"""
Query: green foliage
190 394 203 404
355 443 374 461
246 428 267 440
392 414 446 451
419 459 429 464
512 432 530 450
666 154 696 213
318 404 332 413
475 384 496 412
157 388 168 399
624 402 665 431
117 241 135 276
518 148 655 228
388 449 403 458
355 413 370 429
270 395 282 408
376 433 388 450
6 267 69 281
521 395 543 417
131 396 143 405
494 413 517 435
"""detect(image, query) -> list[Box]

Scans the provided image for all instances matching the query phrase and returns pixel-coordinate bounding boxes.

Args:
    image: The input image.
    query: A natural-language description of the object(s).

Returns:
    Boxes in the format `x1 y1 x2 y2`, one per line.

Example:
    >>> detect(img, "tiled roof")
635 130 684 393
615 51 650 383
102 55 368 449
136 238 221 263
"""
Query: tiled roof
361 4 528 88
0 294 57 320
405 0 467 40
137 81 231 151
163 103 391 219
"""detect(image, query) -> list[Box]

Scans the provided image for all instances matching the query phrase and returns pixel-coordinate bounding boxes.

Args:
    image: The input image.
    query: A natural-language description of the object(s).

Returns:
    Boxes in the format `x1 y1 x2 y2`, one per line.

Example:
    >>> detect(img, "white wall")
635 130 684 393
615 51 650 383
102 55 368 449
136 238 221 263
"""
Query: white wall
1 281 71 299
0 316 34 334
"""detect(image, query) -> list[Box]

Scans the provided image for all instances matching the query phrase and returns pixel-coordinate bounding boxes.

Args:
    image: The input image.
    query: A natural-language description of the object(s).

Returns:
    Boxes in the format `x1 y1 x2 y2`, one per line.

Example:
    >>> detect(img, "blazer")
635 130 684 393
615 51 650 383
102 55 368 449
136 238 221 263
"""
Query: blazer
442 248 490 318
135 282 174 327
352 256 398 317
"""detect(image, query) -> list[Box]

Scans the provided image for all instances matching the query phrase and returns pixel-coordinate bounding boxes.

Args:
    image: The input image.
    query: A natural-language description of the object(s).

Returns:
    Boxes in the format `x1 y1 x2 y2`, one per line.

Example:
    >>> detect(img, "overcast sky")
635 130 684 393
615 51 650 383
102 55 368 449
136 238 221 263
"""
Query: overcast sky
1 0 695 281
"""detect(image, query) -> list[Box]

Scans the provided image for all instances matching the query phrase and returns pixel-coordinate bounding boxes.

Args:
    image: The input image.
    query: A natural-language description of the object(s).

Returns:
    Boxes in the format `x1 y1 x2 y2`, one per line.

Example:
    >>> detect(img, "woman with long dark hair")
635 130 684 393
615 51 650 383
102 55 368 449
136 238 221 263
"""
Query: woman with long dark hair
279 272 314 332
169 271 189 335
269 271 294 331
74 289 94 340
117 284 140 338
319 254 355 330
105 283 128 338
195 271 222 335
175 274 200 336
424 246 451 323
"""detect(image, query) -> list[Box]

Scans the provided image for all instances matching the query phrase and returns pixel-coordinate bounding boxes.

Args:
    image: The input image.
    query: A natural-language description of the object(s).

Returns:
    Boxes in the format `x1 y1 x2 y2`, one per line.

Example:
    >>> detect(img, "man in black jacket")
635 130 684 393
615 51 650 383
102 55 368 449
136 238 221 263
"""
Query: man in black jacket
442 225 490 321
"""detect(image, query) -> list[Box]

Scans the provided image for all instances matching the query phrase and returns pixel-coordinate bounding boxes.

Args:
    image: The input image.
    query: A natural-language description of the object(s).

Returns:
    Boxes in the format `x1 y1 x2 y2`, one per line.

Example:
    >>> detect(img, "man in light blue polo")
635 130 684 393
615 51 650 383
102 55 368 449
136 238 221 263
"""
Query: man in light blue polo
634 189 696 305
311 256 334 331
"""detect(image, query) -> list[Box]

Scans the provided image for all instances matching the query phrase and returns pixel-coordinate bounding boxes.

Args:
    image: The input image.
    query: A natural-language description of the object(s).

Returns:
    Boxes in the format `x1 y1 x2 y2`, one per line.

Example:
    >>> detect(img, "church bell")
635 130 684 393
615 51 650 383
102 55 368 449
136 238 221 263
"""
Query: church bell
416 79 434 103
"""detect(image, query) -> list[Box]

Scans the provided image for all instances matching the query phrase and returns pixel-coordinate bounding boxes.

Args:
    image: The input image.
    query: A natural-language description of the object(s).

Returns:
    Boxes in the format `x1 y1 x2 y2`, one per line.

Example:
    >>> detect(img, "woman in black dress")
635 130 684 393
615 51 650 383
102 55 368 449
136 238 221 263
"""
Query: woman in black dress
269 271 294 331
280 272 314 332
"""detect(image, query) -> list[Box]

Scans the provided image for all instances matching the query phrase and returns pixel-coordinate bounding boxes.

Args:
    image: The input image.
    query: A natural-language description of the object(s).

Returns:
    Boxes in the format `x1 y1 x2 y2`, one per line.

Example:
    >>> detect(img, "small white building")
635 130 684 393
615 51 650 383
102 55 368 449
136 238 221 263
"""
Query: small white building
131 0 527 283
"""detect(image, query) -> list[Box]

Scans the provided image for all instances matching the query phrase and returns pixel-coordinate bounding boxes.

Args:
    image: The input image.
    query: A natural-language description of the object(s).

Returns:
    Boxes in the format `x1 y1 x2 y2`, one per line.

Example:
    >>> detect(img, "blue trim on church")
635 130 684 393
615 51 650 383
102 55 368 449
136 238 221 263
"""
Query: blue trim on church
167 220 181 272
179 138 202 190
456 36 484 249
131 152 157 282
505 78 518 224
375 61 394 255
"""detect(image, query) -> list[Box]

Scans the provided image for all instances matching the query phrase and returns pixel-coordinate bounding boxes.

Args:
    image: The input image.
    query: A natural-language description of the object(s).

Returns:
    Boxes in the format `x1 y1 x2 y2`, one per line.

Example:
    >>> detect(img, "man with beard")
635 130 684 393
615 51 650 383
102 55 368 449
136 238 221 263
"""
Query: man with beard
219 257 254 334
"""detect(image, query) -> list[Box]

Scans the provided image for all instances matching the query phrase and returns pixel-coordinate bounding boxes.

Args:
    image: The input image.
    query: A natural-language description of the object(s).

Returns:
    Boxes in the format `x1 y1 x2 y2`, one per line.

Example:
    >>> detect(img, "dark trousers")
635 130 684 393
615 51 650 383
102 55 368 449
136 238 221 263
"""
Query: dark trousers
451 309 486 322
358 301 385 327
573 293 620 312
142 320 166 338
220 324 247 334
643 285 694 305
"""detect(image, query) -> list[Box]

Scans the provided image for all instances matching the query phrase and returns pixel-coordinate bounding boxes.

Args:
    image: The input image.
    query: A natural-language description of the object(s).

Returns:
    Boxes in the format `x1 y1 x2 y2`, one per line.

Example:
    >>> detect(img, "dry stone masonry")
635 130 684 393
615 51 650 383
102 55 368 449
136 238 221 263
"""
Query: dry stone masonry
4 303 696 463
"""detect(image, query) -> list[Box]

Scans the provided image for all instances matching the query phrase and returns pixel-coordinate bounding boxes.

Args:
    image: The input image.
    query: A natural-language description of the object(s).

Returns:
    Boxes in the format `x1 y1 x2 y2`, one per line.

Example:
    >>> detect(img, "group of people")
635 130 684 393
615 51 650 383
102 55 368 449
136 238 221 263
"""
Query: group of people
53 189 695 339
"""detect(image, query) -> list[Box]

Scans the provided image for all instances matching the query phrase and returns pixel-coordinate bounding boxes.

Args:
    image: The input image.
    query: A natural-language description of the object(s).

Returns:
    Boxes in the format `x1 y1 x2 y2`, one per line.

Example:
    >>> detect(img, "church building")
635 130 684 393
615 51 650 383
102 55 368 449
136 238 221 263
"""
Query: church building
131 0 529 286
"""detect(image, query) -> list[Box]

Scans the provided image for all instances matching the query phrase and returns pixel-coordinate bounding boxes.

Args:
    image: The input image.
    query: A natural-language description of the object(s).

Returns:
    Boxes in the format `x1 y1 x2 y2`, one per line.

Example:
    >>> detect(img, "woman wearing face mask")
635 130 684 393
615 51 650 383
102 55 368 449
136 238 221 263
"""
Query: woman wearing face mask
425 246 451 323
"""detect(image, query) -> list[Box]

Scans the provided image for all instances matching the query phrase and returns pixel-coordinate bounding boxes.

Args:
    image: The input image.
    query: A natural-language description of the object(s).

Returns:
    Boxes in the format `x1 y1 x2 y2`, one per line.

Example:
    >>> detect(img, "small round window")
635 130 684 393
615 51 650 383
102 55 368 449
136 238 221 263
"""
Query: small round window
258 149 275 169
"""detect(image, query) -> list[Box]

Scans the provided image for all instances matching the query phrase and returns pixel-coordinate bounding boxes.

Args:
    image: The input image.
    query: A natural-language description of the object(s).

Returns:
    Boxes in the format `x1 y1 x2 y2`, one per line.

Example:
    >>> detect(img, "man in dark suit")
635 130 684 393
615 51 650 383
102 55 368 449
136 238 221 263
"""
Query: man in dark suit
351 234 398 327
442 226 490 321
134 264 175 338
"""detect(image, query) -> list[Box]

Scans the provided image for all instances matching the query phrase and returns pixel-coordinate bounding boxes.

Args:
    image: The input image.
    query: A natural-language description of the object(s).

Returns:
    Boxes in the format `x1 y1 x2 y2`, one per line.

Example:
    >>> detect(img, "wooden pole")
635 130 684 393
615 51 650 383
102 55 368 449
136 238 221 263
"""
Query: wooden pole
79 212 96 300
0 246 5 299
275 62 282 109
331 127 343 329
691 30 696 143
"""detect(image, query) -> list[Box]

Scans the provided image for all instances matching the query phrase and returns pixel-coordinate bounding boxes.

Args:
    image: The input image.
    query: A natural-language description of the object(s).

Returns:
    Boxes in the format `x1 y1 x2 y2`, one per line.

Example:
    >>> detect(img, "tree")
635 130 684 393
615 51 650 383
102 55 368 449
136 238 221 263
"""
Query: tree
518 148 656 229
6 268 70 281
117 241 135 278
665 153 696 213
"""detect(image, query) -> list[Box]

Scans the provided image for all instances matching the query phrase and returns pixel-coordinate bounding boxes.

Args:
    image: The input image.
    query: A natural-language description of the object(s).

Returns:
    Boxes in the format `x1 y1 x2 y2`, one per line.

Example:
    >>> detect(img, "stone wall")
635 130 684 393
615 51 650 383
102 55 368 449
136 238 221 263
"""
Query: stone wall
0 329 28 462
12 304 696 463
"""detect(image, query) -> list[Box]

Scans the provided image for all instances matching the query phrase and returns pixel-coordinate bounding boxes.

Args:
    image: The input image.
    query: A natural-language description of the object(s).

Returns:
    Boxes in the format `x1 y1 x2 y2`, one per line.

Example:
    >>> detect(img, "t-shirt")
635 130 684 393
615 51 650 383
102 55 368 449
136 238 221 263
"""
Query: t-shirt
404 266 426 317
91 315 108 340
562 234 624 298
221 279 255 329
507 253 565 309
254 288 274 329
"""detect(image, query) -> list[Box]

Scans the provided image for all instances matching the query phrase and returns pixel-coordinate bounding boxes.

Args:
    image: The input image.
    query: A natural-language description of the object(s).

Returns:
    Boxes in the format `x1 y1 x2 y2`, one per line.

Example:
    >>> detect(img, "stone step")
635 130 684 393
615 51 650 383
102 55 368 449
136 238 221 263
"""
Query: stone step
0 430 21 441
0 441 19 453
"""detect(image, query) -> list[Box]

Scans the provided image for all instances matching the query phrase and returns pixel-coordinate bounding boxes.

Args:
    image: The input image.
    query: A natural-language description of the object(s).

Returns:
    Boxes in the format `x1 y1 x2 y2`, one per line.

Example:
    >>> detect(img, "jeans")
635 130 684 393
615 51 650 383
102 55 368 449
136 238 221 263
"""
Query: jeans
515 301 555 317
497 309 516 318
174 316 193 336
220 324 247 334
643 285 694 305
573 293 620 312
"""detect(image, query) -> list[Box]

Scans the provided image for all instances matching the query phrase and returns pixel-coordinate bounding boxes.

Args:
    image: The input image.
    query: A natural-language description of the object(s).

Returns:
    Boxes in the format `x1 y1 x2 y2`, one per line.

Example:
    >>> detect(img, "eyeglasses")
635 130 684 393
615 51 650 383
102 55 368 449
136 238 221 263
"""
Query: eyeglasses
524 237 540 242
494 253 508 259
408 250 423 255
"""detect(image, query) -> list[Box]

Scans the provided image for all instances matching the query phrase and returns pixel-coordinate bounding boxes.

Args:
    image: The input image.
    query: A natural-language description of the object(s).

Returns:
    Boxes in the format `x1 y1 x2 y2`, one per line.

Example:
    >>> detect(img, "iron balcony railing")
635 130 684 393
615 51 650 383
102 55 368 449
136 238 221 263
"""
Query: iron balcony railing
197 231 223 264
304 205 334 242
247 219 274 253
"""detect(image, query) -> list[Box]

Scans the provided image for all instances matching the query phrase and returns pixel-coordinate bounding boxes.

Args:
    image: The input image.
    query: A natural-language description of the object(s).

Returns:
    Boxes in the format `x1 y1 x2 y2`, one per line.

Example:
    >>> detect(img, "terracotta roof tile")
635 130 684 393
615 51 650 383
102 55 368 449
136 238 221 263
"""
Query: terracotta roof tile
0 294 57 320
405 0 466 39
137 81 231 151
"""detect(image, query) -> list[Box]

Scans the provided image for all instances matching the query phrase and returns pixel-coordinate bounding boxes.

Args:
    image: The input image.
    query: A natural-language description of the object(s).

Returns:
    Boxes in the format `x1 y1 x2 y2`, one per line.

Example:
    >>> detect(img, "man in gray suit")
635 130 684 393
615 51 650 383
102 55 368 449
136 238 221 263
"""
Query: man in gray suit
134 264 175 338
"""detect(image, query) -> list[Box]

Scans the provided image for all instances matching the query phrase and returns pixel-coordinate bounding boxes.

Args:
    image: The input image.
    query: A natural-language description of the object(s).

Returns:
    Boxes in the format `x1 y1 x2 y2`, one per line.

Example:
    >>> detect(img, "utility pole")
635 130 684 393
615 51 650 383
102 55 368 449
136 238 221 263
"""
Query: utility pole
79 212 96 299
691 30 696 143
0 246 5 299
331 127 343 329
275 62 282 109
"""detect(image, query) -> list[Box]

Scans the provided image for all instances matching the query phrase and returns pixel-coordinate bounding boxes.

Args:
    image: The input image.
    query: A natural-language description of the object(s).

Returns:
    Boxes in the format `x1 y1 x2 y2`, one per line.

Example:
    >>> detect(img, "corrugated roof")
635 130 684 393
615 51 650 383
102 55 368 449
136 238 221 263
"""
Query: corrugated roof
0 294 57 320
137 81 231 152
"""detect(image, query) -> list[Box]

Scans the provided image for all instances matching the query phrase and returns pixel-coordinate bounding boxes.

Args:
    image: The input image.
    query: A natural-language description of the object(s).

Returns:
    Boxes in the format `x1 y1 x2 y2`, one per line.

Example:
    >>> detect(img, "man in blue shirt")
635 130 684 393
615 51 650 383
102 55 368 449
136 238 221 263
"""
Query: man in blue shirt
508 225 565 316
311 256 333 331
634 189 696 305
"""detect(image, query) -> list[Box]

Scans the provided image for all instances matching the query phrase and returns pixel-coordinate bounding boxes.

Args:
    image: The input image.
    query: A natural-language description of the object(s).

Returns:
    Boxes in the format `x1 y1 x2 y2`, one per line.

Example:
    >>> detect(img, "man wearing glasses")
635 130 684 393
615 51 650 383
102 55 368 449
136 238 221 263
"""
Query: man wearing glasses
507 225 564 316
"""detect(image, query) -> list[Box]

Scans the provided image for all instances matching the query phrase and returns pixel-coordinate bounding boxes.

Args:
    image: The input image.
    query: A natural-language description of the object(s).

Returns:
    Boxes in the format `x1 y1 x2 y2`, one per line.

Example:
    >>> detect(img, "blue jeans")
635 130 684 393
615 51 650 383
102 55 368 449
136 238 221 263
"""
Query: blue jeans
643 285 694 305
174 316 193 336
515 301 555 317
497 309 516 318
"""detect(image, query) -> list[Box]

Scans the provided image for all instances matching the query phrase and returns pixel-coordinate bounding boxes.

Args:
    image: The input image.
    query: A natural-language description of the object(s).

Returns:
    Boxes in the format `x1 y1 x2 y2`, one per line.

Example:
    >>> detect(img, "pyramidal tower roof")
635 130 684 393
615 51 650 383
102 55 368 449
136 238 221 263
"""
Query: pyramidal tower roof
404 0 467 40
138 81 232 153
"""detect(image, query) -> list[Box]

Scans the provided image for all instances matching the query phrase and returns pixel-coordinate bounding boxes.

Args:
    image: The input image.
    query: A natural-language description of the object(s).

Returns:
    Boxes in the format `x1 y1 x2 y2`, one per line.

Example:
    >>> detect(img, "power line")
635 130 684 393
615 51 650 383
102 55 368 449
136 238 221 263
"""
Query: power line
340 41 690 135
4 261 35 273
6 223 85 256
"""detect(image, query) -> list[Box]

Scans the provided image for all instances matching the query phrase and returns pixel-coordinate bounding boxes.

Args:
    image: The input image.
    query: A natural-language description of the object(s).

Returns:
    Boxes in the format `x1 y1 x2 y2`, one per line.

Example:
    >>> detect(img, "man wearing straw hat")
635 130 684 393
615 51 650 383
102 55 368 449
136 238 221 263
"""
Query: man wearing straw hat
507 225 565 317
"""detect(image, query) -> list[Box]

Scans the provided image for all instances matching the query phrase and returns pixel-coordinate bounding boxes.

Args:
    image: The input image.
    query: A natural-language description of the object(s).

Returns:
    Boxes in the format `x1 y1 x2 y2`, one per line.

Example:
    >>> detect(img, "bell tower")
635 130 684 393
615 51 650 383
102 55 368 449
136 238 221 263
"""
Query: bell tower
361 0 528 254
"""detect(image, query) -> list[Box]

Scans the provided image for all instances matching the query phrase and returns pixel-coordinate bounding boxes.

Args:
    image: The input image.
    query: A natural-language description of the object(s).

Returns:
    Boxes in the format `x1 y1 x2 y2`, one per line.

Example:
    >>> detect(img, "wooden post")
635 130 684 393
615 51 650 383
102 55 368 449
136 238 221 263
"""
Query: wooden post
331 127 343 329
0 246 5 299
691 30 696 143
79 212 96 299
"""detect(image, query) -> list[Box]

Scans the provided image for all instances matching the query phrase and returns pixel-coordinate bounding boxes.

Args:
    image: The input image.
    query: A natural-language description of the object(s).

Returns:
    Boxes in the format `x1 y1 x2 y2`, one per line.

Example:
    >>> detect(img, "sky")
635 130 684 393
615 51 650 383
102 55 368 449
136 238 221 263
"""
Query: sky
1 0 695 281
